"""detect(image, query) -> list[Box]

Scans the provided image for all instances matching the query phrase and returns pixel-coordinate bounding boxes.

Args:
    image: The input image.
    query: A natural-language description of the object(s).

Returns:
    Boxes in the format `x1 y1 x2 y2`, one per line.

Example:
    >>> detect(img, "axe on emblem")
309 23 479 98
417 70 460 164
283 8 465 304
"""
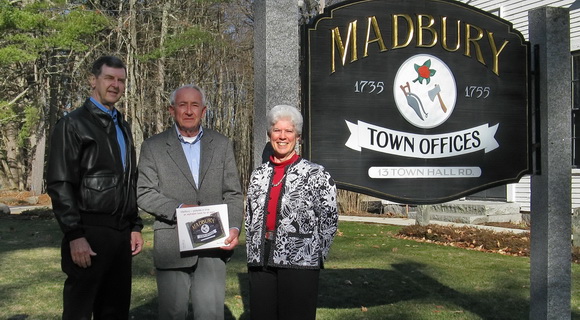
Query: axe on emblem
428 84 447 113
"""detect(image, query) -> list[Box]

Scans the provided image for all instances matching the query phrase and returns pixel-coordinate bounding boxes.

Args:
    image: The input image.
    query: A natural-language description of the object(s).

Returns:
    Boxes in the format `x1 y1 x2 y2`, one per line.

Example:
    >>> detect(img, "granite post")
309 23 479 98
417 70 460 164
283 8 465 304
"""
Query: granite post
529 7 572 319
415 205 431 226
253 1 301 168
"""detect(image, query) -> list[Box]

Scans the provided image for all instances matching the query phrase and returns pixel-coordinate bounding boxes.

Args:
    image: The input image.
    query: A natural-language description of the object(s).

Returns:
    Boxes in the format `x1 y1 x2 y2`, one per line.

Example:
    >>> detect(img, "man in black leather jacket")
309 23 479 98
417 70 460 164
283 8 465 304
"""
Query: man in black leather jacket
46 56 143 320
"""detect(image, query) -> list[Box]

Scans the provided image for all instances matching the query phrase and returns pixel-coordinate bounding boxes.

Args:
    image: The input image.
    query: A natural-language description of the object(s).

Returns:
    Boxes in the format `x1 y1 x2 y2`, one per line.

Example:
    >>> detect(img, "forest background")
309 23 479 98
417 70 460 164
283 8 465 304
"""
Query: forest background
0 0 340 195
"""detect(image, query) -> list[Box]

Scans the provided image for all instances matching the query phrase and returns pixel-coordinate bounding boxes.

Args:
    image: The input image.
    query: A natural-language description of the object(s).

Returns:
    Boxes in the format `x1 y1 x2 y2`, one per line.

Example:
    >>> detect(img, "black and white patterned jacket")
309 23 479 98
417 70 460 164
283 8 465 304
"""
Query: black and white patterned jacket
245 157 338 269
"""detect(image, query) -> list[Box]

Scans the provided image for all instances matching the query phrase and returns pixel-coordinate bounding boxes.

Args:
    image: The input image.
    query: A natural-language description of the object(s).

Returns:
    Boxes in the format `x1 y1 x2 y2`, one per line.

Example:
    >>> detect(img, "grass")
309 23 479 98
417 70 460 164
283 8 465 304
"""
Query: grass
1 213 580 319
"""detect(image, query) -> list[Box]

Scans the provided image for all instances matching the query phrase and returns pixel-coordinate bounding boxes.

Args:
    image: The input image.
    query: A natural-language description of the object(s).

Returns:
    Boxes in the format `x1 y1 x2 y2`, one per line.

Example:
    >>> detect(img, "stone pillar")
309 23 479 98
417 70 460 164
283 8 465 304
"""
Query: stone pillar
529 7 572 319
415 205 431 226
253 1 300 168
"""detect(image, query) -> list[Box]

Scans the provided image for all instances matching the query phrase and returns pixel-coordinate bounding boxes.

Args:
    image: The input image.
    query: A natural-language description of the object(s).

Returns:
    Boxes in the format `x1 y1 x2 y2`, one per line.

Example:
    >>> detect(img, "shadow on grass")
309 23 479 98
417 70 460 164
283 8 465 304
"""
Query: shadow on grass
320 262 531 319
232 261 571 320
130 297 239 320
318 262 579 319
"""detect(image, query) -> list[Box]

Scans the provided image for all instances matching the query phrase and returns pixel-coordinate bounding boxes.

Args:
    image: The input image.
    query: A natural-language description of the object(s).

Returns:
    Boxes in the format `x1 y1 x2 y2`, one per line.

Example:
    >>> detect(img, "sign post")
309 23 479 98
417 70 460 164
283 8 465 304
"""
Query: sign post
253 1 301 168
529 7 572 319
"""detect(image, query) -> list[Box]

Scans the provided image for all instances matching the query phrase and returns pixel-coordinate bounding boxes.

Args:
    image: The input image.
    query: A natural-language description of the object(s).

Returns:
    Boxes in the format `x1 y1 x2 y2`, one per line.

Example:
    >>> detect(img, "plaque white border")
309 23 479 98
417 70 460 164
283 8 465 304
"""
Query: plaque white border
176 204 229 252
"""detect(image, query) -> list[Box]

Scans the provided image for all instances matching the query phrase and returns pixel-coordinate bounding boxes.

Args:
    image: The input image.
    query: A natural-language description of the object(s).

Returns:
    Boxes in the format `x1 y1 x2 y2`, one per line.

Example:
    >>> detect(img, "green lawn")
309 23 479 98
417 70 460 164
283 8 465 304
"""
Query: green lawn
1 214 580 319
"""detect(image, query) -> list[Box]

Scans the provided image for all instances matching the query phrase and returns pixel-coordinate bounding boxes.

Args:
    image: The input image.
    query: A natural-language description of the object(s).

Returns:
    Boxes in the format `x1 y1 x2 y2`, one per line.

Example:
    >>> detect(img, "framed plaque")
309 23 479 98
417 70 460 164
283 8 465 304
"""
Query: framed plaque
176 204 229 251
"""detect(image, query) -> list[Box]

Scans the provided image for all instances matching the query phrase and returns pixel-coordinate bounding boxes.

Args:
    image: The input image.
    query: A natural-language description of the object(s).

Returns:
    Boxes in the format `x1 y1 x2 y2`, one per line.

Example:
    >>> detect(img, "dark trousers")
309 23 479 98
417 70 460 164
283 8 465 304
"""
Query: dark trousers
248 240 320 320
61 225 132 320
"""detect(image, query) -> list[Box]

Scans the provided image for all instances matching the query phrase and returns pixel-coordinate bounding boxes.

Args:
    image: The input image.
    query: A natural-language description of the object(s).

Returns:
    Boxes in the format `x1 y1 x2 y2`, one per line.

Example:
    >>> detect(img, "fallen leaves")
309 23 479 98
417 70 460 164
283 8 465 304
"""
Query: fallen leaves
396 224 531 258
400 226 576 261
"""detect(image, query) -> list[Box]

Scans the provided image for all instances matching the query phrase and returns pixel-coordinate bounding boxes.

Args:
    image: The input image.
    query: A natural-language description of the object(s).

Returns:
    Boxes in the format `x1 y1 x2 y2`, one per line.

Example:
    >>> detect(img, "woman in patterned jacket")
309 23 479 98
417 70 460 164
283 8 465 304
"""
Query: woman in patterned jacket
245 104 339 320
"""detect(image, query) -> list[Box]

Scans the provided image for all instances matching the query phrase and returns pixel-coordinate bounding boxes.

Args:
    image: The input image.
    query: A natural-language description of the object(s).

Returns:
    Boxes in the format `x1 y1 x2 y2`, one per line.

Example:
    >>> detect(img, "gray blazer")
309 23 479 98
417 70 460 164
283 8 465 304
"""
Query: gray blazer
137 126 244 269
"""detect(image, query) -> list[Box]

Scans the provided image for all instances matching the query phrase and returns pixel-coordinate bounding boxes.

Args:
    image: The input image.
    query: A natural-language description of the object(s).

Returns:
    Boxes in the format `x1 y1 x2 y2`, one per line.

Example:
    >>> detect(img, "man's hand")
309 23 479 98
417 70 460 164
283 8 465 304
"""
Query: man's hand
131 231 144 256
220 228 240 251
70 237 97 268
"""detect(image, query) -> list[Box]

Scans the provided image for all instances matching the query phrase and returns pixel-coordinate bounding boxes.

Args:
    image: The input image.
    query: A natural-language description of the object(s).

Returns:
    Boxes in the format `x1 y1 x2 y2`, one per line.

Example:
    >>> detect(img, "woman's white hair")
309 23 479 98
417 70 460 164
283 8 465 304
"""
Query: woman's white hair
267 105 303 136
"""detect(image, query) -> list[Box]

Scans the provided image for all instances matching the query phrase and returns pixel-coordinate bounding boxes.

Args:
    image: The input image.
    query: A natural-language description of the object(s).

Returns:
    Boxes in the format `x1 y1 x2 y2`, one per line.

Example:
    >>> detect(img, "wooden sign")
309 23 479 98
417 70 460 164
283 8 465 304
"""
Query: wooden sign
302 0 531 204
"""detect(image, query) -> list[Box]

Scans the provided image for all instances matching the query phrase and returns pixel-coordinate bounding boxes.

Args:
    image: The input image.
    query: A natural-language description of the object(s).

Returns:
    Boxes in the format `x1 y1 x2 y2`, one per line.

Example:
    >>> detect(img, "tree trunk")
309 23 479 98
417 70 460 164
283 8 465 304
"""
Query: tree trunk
155 0 170 134
126 0 145 155
3 121 21 189
33 55 50 195
28 128 46 195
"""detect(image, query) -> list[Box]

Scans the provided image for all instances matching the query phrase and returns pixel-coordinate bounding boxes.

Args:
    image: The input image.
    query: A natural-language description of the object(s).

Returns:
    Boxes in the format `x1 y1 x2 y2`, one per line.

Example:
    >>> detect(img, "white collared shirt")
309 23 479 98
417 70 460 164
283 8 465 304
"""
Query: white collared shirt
176 125 204 188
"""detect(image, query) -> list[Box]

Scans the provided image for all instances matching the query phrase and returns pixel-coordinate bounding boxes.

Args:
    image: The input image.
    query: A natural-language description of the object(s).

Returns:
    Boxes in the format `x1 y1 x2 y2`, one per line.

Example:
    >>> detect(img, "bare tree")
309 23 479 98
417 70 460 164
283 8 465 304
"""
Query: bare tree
0 0 256 192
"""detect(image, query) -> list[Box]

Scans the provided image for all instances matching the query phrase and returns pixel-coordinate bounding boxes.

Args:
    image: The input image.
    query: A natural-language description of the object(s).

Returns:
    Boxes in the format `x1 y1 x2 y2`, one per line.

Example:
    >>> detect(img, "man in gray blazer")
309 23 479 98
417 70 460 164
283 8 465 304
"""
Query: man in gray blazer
137 84 243 319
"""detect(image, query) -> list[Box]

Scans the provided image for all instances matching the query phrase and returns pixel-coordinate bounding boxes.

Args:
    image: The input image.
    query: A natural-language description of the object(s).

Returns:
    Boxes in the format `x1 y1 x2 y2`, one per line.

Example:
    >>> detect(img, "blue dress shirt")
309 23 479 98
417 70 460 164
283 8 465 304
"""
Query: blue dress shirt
90 97 127 169
175 125 203 189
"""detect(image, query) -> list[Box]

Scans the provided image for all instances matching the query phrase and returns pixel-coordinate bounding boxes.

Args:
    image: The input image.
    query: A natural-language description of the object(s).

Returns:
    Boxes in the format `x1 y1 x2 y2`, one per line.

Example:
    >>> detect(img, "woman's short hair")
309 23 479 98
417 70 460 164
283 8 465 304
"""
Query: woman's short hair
169 84 207 106
267 105 303 136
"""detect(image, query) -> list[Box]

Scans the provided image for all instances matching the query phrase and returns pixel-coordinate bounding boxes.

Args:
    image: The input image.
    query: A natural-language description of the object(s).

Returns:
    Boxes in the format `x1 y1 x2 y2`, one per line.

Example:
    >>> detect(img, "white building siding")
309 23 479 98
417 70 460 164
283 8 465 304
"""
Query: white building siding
513 176 531 212
572 169 580 209
515 171 580 211
461 0 580 50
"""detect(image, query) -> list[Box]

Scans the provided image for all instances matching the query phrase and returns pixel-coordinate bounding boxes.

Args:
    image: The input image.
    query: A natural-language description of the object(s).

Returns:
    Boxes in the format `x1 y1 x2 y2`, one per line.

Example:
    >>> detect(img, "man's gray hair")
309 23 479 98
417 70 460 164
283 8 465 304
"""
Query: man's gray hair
267 105 303 136
169 84 207 106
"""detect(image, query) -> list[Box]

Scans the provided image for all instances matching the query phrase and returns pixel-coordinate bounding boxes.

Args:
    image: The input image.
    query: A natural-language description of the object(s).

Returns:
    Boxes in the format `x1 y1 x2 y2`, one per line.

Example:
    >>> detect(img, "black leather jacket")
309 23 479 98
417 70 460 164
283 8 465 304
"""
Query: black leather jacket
47 99 142 241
